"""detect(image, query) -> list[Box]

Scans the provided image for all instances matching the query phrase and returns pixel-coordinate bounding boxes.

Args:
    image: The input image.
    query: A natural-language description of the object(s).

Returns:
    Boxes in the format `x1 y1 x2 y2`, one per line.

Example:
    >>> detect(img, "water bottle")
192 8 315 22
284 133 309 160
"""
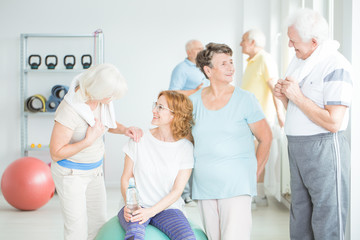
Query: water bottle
126 178 140 214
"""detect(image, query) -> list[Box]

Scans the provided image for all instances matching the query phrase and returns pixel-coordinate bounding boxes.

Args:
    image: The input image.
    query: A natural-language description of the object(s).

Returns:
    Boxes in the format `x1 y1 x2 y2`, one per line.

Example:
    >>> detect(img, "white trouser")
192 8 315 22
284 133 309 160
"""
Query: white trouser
51 162 107 240
198 195 252 240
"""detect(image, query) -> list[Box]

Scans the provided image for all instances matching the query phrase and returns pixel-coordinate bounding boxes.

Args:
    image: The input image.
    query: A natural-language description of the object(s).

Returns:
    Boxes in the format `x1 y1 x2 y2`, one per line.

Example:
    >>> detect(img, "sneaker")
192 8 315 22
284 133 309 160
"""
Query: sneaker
254 196 268 207
184 196 192 203
184 196 197 207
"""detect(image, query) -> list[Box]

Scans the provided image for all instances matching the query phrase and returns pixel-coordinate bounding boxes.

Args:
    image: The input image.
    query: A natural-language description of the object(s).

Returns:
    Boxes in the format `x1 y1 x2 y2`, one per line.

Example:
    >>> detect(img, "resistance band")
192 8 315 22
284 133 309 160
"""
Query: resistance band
46 85 69 112
25 94 47 112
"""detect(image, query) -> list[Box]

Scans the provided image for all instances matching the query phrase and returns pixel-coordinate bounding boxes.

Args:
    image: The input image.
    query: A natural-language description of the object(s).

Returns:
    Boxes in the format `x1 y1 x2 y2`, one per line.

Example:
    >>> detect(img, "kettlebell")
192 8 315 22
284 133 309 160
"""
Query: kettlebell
81 54 92 69
28 55 41 69
64 55 76 69
45 55 58 70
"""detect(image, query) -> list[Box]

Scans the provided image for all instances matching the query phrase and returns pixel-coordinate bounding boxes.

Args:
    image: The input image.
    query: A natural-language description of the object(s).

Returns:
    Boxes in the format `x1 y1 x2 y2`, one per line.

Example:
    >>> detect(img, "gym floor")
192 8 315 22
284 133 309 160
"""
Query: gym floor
0 187 289 239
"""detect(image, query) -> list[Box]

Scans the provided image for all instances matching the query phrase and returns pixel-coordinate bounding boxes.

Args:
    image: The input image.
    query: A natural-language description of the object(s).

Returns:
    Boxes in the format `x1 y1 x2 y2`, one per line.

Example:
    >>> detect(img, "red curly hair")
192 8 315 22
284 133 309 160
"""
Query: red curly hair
158 91 194 141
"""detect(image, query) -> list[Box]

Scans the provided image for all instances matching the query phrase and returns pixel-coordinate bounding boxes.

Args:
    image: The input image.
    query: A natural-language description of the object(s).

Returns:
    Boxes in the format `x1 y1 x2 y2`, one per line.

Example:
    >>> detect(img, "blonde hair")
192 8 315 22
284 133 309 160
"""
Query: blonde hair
78 63 128 102
158 91 194 141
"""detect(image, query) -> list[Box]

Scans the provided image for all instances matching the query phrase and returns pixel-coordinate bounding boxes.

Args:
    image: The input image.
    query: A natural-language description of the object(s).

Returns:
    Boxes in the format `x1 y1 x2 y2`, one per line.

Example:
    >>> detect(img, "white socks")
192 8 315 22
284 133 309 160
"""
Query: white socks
257 183 266 198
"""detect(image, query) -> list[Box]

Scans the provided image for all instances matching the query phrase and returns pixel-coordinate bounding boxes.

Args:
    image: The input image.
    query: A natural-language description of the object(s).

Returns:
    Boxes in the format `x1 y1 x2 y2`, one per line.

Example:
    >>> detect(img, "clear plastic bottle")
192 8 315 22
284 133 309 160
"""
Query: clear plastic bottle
126 177 140 214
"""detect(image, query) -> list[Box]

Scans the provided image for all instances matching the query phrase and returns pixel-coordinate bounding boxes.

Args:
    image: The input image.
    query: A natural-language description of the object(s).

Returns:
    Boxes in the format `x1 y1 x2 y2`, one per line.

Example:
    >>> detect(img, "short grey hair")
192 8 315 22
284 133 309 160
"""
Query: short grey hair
247 29 266 48
185 39 199 52
196 43 233 79
78 63 128 102
287 8 329 44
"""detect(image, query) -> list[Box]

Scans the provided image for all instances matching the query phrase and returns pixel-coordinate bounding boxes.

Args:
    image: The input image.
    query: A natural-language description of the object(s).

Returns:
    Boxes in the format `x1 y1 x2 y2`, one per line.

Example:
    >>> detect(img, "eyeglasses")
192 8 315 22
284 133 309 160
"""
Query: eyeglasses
152 102 174 113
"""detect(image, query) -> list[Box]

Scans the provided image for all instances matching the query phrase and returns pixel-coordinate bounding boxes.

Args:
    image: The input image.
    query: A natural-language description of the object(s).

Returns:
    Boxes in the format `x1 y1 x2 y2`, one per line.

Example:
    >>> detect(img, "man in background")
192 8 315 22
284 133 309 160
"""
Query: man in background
169 39 208 205
240 29 284 207
169 40 208 96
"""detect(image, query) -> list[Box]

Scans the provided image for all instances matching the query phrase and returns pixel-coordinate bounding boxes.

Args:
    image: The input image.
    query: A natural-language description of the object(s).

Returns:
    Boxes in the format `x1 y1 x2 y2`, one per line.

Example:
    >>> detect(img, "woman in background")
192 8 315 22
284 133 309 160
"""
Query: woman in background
190 43 272 240
118 90 196 240
50 63 142 240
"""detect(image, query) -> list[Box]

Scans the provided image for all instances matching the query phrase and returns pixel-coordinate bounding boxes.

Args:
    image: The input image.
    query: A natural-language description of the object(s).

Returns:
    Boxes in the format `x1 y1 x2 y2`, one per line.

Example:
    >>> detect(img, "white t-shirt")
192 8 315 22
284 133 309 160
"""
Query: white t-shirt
54 100 106 163
285 51 353 136
123 129 194 212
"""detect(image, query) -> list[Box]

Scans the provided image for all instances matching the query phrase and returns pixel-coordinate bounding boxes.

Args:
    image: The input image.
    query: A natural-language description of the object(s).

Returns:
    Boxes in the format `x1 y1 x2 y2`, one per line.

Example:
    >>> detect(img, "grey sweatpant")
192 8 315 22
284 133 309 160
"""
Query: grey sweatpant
287 131 350 240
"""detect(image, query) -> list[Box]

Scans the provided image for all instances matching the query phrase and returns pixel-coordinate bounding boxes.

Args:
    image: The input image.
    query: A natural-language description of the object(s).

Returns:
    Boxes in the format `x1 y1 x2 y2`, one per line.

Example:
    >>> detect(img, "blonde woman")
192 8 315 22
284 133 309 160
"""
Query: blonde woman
50 63 142 240
118 91 196 240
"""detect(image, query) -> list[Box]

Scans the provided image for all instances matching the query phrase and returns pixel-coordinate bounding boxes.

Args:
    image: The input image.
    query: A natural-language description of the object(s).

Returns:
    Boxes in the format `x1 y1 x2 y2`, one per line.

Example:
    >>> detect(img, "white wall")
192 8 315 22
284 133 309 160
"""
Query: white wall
0 0 244 186
348 0 360 238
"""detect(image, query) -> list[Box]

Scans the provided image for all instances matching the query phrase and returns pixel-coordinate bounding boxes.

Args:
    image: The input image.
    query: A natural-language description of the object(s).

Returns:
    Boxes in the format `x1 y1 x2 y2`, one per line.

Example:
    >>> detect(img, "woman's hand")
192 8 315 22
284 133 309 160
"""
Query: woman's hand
108 123 143 142
125 127 143 142
50 119 104 162
85 118 105 144
123 206 133 222
130 207 155 224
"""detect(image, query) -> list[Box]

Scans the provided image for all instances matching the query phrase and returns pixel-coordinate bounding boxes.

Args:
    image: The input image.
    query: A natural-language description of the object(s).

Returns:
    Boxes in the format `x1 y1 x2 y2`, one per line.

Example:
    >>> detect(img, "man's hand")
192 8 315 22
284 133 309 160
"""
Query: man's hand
195 82 204 91
274 79 286 99
281 77 304 104
274 79 289 108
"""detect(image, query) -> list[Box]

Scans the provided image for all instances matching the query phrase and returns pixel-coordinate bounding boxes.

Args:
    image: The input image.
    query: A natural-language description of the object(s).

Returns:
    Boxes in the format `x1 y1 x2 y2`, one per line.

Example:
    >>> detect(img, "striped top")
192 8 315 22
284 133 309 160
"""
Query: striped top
285 50 353 136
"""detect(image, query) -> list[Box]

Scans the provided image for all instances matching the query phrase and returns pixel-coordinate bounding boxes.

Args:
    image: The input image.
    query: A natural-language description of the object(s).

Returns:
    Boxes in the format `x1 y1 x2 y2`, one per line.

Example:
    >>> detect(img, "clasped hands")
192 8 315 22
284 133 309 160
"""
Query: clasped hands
123 206 155 225
274 76 304 104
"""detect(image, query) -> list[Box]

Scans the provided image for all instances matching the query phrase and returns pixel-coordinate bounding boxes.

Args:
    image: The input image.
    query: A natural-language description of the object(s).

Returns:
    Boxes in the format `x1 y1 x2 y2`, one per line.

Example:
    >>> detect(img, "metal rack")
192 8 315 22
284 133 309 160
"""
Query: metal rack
20 32 104 156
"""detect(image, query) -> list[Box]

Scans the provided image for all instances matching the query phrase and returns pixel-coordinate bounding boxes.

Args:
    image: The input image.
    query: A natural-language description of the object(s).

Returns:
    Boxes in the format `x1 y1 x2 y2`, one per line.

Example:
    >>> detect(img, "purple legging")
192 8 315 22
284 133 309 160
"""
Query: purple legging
118 207 196 240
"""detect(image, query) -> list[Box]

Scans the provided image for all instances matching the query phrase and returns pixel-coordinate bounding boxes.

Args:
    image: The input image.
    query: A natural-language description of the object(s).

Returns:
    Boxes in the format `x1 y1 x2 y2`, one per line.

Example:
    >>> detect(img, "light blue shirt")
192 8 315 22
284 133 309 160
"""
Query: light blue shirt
190 87 265 200
169 58 209 90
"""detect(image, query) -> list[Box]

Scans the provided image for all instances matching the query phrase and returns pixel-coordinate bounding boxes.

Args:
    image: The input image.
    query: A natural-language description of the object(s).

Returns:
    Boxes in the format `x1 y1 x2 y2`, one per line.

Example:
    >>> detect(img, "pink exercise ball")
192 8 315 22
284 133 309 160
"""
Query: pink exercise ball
1 157 55 211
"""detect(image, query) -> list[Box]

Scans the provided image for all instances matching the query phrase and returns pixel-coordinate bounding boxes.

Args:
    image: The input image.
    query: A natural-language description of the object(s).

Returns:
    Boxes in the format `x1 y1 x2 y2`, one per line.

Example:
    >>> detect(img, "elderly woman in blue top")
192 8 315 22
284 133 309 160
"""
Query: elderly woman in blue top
191 43 272 240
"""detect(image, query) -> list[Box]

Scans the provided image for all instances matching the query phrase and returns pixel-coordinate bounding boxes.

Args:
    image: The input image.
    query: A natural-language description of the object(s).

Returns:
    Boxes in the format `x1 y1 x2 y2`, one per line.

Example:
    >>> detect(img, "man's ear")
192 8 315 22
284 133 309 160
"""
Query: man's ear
312 38 318 48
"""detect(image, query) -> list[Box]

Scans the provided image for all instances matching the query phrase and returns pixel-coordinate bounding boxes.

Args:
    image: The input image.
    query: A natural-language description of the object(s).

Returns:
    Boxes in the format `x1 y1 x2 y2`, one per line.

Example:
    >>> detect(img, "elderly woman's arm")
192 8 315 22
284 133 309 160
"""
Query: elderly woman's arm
108 122 143 142
130 168 192 224
49 119 105 162
248 119 272 180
